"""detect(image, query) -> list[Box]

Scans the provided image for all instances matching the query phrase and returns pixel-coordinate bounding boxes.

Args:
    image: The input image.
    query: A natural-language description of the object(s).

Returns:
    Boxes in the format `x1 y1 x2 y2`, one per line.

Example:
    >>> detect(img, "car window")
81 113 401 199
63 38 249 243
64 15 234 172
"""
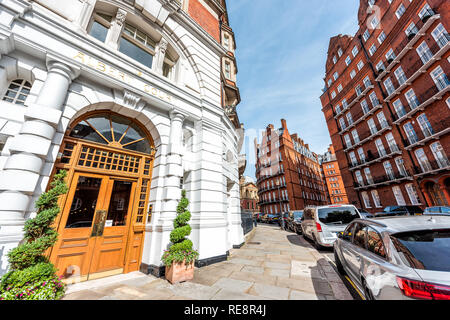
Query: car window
304 208 314 220
391 229 450 272
317 206 359 225
406 206 422 213
366 227 386 259
342 223 355 241
352 223 367 249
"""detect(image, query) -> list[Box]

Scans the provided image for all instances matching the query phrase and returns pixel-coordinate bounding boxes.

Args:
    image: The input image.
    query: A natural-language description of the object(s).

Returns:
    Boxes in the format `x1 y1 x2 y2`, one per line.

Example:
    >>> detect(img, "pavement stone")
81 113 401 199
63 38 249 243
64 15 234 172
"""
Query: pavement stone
248 283 290 300
289 290 320 300
212 278 254 293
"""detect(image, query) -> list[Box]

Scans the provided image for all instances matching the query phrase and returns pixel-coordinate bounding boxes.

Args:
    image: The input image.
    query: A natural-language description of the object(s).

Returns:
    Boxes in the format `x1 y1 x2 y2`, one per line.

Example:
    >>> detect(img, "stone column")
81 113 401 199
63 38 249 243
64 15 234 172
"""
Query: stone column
0 60 79 270
161 111 185 217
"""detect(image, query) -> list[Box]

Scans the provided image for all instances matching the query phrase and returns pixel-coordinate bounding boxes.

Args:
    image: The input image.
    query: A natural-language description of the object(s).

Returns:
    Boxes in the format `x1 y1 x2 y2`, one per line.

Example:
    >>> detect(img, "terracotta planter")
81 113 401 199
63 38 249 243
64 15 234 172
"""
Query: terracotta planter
165 260 195 284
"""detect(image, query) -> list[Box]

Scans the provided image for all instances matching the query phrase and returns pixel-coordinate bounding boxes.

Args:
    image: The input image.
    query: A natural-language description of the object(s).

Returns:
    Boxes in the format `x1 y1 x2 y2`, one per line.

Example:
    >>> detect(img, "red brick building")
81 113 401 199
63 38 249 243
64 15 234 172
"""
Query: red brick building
255 120 328 214
320 0 449 213
320 145 350 205
240 176 260 213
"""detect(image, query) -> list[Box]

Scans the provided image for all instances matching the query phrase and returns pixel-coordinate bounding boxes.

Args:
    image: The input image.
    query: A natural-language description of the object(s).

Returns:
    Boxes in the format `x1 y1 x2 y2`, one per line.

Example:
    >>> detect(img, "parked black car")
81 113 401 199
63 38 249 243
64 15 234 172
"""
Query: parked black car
267 213 280 224
375 205 423 217
287 211 304 234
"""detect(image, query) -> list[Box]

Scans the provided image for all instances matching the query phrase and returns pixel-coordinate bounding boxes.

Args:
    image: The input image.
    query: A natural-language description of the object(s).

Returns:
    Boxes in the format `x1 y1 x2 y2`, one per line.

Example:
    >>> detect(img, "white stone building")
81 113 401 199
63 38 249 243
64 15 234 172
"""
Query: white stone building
0 0 244 280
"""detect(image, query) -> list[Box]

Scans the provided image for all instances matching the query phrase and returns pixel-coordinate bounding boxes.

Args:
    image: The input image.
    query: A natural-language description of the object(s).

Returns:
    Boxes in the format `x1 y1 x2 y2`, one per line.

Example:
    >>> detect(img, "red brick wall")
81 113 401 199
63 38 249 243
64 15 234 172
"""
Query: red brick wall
188 0 221 42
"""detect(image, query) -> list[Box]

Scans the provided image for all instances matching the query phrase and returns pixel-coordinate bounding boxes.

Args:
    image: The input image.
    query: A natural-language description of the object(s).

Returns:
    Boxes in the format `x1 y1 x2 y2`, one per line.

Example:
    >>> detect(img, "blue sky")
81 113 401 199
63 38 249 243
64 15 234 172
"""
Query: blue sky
227 0 360 178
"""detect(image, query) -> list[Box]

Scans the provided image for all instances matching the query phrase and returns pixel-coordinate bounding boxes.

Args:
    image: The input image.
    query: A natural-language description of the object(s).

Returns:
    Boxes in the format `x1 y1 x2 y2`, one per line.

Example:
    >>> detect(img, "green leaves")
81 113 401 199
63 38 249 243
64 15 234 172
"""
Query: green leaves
0 170 68 300
161 190 199 267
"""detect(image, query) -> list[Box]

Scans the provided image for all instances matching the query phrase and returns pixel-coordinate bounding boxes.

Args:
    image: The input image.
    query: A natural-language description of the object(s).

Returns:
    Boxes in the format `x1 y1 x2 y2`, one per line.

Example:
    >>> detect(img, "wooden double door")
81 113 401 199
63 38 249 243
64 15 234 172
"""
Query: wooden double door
50 172 138 282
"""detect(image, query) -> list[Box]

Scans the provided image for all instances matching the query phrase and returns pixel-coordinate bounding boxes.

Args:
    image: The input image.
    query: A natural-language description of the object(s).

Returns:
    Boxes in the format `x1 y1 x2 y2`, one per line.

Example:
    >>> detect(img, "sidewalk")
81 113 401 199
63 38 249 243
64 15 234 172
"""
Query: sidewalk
63 224 353 300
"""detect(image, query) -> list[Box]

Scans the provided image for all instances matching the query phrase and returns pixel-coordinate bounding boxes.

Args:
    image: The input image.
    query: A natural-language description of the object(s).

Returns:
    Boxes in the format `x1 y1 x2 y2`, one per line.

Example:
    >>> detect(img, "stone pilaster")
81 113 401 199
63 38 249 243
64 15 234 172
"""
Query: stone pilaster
0 59 79 268
105 8 127 50
155 38 169 75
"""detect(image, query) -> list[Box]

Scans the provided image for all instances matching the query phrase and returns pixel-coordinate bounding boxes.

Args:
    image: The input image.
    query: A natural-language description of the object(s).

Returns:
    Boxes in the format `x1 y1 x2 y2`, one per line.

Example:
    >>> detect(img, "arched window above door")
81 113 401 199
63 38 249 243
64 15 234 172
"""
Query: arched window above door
69 113 154 154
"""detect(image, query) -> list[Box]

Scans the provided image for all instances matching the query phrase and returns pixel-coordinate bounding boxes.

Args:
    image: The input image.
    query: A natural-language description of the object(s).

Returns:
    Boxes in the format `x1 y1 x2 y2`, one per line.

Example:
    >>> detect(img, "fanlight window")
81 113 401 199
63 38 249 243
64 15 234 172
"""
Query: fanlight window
69 113 153 154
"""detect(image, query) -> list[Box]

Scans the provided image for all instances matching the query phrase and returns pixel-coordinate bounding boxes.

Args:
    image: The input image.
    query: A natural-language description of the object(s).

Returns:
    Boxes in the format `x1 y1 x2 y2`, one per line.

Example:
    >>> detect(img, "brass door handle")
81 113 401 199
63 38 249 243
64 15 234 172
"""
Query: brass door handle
91 210 107 237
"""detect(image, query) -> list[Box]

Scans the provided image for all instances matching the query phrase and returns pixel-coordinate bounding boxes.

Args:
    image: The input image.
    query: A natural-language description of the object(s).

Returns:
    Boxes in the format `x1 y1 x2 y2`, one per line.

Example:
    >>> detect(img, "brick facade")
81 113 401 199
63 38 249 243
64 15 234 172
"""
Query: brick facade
320 145 350 205
320 0 450 213
255 120 328 214
240 176 260 213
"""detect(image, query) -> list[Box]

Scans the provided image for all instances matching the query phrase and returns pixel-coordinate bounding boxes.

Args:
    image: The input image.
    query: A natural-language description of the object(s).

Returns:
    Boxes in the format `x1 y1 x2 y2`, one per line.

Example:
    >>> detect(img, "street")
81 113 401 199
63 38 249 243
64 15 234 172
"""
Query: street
63 224 358 300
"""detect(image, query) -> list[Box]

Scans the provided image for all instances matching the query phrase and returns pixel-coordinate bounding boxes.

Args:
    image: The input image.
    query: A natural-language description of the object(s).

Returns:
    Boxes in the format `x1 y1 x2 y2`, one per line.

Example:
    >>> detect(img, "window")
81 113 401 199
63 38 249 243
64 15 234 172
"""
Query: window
352 46 359 57
346 112 353 125
404 122 419 145
331 91 336 99
333 56 337 64
352 129 360 144
353 223 367 248
361 99 370 114
386 132 398 152
337 84 343 93
350 69 356 79
394 66 407 85
405 22 418 37
223 34 230 49
405 89 419 109
333 72 339 81
363 29 370 42
2 79 32 105
405 183 420 205
119 23 156 68
362 192 371 208
385 48 396 62
383 161 395 179
377 111 388 129
224 61 231 79
339 118 346 130
367 227 387 258
89 12 112 43
432 23 449 48
377 31 386 44
371 190 382 208
349 152 358 166
338 48 343 57
416 41 433 64
430 66 450 91
344 134 352 149
370 16 379 29
368 118 377 135
384 78 395 95
393 186 406 206
395 4 406 19
416 113 434 138
395 157 408 177
327 79 332 87
418 3 434 20
363 76 372 88
342 99 348 109
355 85 362 96
357 60 364 70
430 142 450 168
355 170 364 185
358 148 366 163
364 168 374 184
369 44 377 56
375 138 387 157
393 99 406 118
415 148 432 172
345 56 352 66
376 61 385 72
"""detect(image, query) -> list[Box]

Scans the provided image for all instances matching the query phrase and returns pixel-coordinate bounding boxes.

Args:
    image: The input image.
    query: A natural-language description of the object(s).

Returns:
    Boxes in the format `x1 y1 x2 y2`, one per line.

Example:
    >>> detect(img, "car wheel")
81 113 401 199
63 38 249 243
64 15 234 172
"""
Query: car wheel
334 250 346 275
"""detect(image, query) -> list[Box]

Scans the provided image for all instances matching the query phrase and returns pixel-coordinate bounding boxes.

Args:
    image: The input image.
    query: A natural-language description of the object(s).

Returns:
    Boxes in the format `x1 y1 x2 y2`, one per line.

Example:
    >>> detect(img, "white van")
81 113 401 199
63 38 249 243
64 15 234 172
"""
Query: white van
301 204 362 249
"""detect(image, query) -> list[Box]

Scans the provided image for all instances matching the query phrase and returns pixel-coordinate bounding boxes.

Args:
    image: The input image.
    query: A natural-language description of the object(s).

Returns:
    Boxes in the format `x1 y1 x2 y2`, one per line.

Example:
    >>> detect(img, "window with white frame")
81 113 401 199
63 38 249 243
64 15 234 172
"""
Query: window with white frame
355 85 362 96
369 44 377 56
416 113 434 138
350 69 356 79
385 48 396 62
358 147 366 163
333 72 339 81
430 65 450 91
370 16 379 29
418 3 434 20
375 138 387 157
376 61 385 72
333 56 337 64
363 29 370 42
404 122 419 145
364 168 374 184
392 186 406 205
394 66 407 85
345 56 352 66
120 23 157 68
378 31 386 44
432 23 449 48
383 161 395 179
369 91 379 106
346 112 353 125
344 134 352 149
88 12 113 43
395 4 406 19
371 190 382 208
416 41 433 64
361 99 370 114
405 184 420 205
385 132 398 152
377 111 388 129
352 129 360 144
368 118 377 135
2 79 32 105
405 22 419 37
395 157 408 177
349 151 358 166
393 99 406 118
338 48 343 57
415 148 432 172
364 76 372 88
355 171 364 185
362 191 371 208
384 77 395 95
430 142 450 168
339 117 346 130
405 89 419 109
327 79 332 87
337 84 343 92
357 60 364 70
352 46 359 57
331 91 336 99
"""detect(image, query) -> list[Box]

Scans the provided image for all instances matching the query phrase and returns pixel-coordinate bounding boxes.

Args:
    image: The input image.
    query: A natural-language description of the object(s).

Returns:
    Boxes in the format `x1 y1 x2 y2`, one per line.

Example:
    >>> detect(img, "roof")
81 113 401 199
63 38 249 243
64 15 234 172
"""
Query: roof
363 216 450 234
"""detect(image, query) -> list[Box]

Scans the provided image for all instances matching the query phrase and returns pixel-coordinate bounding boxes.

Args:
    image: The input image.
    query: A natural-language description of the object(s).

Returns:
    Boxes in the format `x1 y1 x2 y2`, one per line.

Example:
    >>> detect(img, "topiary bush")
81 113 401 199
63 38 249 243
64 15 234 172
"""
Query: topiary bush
0 170 68 300
161 190 199 267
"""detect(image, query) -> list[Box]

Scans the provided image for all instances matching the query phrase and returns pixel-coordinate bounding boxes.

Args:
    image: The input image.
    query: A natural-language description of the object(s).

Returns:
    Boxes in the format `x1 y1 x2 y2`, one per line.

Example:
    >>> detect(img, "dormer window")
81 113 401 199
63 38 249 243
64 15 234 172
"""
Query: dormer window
89 12 113 43
2 79 32 105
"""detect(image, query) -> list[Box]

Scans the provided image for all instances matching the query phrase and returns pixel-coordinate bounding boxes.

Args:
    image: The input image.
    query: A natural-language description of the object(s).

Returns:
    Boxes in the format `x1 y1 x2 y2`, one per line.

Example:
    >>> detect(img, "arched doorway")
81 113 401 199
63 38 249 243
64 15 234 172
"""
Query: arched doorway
49 111 156 282
425 181 448 207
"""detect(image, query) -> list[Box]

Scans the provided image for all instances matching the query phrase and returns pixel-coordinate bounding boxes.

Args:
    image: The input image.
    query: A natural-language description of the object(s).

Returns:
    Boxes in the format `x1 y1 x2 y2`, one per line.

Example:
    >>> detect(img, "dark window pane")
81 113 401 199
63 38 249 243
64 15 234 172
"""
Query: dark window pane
90 21 108 43
106 180 132 227
353 223 367 249
318 206 359 225
70 121 106 144
367 227 386 258
119 37 153 68
391 229 450 271
87 117 113 142
65 177 102 229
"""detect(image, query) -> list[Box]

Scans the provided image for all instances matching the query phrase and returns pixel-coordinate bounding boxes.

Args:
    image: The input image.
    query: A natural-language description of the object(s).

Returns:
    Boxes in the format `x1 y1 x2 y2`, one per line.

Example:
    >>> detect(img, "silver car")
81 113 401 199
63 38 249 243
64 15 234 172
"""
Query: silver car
334 215 450 300
301 205 362 249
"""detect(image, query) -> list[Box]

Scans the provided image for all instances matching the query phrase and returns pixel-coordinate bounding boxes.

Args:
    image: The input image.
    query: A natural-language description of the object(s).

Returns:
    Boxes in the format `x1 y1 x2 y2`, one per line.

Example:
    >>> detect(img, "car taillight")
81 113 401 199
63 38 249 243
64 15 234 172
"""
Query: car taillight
316 222 322 232
396 277 450 300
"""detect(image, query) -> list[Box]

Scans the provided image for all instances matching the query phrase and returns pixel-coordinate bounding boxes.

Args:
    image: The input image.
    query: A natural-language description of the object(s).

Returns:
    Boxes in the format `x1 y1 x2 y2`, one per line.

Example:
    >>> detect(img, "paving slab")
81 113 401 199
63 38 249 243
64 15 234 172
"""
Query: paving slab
248 283 290 300
212 278 254 293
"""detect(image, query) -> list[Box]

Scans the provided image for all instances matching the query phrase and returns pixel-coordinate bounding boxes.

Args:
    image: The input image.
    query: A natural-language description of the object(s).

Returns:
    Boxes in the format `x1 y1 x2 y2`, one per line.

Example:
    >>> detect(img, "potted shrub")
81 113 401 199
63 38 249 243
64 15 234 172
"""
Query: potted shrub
0 170 68 300
161 190 199 284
